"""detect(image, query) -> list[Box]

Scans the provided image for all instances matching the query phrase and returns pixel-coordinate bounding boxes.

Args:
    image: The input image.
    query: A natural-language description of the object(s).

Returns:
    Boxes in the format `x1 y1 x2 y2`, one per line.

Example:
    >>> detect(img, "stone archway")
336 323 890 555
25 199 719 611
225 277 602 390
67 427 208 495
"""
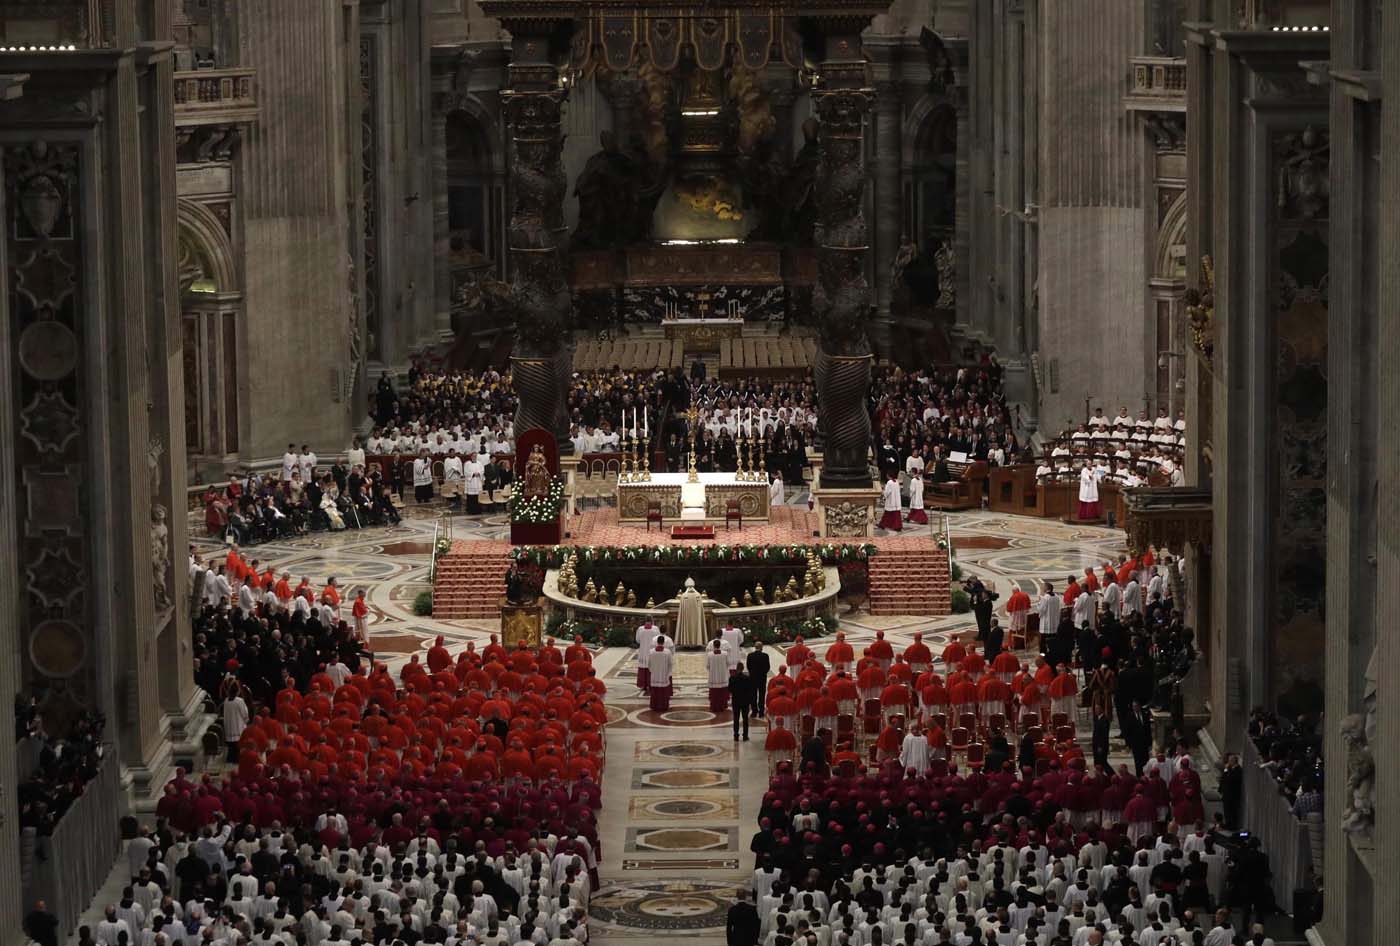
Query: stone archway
1151 191 1189 414
176 198 243 474
904 101 958 312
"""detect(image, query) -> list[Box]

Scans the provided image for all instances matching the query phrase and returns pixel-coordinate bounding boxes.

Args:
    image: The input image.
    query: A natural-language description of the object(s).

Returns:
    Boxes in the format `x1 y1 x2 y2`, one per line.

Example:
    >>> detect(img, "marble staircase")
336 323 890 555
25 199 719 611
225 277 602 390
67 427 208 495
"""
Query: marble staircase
866 544 951 615
432 542 512 619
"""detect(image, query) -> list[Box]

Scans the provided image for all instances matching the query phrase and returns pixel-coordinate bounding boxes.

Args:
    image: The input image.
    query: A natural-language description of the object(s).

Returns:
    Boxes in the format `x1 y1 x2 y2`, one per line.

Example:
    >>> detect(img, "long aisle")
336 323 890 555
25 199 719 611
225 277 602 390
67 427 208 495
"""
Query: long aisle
588 646 768 946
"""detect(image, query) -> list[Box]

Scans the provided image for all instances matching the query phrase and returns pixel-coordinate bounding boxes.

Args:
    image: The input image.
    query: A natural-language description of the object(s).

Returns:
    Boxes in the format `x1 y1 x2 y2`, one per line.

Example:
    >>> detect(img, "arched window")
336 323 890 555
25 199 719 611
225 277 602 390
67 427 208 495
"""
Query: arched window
177 200 241 472
907 104 957 308
446 111 500 272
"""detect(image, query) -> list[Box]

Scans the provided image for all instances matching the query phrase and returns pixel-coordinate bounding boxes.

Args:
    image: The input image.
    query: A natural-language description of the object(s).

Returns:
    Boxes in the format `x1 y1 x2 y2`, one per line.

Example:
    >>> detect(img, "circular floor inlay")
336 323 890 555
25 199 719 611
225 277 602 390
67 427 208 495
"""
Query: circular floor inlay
591 882 744 931
643 769 727 788
651 799 720 816
634 828 728 851
662 709 714 722
657 742 722 758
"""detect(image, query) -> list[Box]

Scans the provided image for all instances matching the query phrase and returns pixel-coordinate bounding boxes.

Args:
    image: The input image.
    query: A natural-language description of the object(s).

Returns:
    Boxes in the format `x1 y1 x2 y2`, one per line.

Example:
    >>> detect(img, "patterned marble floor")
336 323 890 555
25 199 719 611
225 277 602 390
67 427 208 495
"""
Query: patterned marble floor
190 504 1126 943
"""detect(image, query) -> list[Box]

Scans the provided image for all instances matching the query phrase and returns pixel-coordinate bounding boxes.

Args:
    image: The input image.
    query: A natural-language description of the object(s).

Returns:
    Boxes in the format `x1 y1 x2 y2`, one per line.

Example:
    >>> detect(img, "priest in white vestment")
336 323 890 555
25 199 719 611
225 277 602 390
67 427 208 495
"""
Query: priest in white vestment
1077 465 1101 520
646 643 674 711
1102 580 1123 619
706 641 731 712
769 473 784 508
1122 577 1143 615
720 623 744 669
899 729 932 776
674 578 708 649
1071 584 1096 630
1036 584 1063 636
635 619 660 690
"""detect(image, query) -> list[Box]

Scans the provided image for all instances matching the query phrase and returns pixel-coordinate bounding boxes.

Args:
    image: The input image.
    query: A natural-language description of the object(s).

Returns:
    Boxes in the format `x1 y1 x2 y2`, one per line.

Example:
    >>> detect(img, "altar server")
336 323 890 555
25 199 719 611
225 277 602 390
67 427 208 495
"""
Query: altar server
463 451 485 514
646 642 674 711
635 619 659 690
906 471 928 525
412 451 434 504
1077 465 1101 520
706 640 731 712
878 472 903 532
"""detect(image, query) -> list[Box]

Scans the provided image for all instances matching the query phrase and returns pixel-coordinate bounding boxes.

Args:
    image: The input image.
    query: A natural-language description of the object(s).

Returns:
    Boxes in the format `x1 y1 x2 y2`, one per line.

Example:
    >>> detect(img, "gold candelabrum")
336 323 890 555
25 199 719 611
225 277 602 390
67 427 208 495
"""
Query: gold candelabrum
620 430 633 482
640 435 651 481
757 431 767 481
687 401 700 483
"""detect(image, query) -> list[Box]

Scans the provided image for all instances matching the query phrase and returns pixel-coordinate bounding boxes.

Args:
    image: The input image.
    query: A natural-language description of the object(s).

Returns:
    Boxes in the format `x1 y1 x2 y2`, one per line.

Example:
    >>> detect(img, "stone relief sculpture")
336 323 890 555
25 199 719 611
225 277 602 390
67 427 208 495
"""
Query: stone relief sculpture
1340 712 1374 840
147 436 172 612
727 61 775 155
934 240 957 309
1275 126 1329 220
825 501 868 538
784 118 821 246
1184 254 1215 366
151 505 172 611
572 131 643 249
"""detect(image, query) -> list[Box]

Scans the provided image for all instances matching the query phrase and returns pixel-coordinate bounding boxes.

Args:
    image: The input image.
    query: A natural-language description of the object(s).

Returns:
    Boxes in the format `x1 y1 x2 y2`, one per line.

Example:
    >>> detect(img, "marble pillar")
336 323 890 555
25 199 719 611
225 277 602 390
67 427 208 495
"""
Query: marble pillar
240 0 354 458
871 77 903 345
0 99 26 946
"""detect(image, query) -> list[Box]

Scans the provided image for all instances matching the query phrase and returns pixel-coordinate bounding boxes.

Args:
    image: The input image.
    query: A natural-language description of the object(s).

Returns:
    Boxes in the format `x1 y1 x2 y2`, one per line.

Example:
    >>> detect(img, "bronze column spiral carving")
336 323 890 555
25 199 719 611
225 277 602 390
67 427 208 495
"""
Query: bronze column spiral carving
503 86 575 453
812 83 875 488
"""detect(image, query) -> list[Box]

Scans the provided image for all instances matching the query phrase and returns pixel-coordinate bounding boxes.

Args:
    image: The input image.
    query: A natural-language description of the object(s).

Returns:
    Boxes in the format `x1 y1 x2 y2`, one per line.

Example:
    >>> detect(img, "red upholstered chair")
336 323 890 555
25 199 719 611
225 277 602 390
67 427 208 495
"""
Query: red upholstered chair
1025 725 1044 744
836 713 855 740
1051 712 1071 728
958 712 978 732
965 742 986 769
646 501 664 532
725 499 742 531
949 726 971 753
1054 724 1076 743
932 713 948 731
929 757 949 777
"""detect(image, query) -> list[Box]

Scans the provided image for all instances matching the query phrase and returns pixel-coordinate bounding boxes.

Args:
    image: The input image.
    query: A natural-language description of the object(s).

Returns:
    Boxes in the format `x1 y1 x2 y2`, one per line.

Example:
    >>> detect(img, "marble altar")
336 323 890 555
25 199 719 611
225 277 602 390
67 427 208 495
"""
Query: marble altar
617 472 771 522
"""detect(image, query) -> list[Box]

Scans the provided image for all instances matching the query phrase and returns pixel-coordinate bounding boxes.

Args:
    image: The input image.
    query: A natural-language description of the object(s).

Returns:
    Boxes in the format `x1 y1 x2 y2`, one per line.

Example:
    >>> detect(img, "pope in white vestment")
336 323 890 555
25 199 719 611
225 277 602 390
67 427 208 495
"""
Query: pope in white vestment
675 578 708 649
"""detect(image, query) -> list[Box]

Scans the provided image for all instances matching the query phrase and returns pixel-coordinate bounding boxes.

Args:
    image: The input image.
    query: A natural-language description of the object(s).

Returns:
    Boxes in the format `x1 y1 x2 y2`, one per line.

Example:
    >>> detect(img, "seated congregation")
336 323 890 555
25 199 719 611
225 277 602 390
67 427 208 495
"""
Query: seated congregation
102 560 609 946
